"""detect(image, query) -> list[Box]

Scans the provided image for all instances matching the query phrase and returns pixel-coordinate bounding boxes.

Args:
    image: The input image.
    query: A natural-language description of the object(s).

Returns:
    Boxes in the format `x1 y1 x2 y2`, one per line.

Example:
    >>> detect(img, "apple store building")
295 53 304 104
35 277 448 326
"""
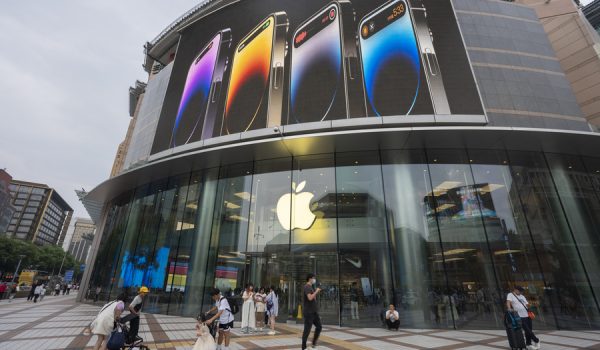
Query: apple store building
82 0 600 330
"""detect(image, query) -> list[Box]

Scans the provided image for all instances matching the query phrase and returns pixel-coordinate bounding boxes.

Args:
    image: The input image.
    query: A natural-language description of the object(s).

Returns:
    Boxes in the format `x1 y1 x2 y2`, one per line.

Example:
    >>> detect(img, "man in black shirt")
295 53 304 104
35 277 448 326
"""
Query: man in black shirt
302 273 322 350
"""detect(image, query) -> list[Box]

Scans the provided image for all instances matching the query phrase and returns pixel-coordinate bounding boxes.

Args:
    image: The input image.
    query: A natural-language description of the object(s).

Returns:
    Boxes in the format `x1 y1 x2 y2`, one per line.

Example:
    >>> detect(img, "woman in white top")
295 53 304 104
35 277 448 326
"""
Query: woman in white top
265 286 279 335
254 287 267 331
91 293 127 350
241 284 256 332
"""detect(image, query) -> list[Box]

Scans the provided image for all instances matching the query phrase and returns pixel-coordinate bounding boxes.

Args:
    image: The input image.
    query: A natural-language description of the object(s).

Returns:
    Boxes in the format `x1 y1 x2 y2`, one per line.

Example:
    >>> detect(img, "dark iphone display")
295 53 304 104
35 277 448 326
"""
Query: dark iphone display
289 1 365 123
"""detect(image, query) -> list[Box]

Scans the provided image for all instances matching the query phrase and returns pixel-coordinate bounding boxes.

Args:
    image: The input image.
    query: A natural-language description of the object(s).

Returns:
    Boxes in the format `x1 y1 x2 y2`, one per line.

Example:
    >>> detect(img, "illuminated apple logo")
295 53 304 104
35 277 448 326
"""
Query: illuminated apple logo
276 181 316 230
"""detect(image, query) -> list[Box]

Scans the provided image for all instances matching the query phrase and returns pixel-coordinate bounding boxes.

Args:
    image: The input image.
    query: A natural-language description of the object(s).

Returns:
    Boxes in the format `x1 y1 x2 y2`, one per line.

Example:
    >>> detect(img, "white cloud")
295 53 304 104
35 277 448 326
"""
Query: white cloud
0 1 198 222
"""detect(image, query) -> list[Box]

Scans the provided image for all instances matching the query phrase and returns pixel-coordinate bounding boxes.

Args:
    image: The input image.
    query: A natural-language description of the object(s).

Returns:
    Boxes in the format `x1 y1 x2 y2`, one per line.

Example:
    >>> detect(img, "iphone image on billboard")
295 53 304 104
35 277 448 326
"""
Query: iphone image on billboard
358 0 449 117
222 13 288 135
170 29 232 147
289 1 365 124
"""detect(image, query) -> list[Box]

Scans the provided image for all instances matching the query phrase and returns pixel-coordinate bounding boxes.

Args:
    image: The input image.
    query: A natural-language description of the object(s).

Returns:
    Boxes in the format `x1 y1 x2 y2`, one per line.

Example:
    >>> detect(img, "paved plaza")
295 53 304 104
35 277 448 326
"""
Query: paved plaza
2 294 600 349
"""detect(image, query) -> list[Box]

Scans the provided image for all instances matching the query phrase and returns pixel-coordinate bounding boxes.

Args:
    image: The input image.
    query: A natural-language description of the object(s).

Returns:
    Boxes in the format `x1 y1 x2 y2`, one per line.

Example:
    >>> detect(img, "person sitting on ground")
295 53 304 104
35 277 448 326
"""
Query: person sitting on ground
385 304 400 330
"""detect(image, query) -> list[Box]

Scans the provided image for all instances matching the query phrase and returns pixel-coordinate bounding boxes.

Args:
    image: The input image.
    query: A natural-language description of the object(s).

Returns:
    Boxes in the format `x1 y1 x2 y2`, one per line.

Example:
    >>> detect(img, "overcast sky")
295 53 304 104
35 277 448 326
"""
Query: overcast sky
0 1 198 222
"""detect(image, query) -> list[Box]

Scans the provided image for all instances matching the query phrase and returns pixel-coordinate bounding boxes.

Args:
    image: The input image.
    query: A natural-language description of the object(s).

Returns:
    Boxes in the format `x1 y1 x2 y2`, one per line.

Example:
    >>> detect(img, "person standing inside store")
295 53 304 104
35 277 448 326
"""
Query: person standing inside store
507 286 540 350
301 273 322 350
350 282 360 320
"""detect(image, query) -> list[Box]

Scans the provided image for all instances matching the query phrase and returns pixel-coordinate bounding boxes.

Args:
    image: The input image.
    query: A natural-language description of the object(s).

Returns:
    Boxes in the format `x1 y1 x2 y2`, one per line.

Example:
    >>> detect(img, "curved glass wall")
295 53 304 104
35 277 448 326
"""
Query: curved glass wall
89 149 600 329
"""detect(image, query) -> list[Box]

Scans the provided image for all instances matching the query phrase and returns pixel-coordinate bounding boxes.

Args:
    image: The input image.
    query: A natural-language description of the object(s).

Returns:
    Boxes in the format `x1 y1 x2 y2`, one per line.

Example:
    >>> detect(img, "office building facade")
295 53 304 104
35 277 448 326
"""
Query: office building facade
7 180 73 246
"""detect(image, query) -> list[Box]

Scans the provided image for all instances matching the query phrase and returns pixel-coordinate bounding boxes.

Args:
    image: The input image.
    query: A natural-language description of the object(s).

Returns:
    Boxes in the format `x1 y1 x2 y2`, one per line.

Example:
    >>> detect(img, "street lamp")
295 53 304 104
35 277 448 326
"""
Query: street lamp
11 255 26 284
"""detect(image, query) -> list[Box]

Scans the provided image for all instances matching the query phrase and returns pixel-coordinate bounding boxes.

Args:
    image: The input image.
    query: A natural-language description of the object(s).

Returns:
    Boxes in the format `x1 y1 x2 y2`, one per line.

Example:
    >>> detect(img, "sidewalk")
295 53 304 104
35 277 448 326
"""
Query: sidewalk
1 294 600 349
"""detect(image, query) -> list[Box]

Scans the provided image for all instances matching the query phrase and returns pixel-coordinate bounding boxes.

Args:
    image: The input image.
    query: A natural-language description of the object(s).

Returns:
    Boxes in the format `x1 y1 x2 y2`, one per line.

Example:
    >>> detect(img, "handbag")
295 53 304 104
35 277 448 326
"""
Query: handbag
511 293 536 320
107 323 126 350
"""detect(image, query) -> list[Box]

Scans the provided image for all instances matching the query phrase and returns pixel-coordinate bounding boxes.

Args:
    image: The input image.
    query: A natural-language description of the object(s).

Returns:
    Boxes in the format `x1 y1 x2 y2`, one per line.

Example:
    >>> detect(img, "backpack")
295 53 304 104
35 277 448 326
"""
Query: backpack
221 297 239 315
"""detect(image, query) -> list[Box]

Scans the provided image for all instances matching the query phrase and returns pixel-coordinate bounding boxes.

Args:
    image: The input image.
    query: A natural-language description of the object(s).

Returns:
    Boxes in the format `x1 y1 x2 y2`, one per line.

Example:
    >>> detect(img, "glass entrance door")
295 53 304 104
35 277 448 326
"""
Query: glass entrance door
248 252 340 325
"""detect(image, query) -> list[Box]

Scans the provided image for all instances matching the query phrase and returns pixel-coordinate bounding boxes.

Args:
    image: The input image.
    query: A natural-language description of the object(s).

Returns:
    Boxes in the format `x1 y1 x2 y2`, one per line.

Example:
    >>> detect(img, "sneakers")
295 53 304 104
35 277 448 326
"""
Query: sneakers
527 346 536 350
535 341 541 349
267 330 275 335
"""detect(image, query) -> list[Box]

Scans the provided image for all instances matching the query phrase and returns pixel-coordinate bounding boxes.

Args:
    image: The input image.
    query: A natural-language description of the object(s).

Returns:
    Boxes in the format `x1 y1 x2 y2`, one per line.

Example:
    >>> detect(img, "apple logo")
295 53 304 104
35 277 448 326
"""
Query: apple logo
276 181 316 230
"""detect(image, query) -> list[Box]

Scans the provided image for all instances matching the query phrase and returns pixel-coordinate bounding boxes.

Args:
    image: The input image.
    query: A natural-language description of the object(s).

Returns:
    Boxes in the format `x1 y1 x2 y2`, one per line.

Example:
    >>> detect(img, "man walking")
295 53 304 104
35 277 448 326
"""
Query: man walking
302 273 322 350
33 283 42 303
54 283 61 296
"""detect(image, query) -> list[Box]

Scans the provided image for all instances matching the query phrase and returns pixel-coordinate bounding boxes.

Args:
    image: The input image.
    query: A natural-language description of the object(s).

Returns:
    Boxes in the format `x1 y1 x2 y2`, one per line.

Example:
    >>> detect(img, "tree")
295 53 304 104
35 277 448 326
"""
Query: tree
0 237 78 277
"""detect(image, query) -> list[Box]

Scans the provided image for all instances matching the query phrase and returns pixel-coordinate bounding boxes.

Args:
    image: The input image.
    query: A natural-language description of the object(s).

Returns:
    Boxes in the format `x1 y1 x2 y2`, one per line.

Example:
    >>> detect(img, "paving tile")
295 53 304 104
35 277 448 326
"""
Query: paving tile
349 328 408 337
433 330 499 341
250 337 302 347
548 330 600 341
355 340 417 350
391 334 461 348
321 330 364 340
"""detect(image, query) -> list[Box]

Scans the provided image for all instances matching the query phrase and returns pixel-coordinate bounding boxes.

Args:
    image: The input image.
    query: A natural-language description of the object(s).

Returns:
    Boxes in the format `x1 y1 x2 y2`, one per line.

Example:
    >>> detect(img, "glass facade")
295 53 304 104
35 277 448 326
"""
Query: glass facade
89 149 600 329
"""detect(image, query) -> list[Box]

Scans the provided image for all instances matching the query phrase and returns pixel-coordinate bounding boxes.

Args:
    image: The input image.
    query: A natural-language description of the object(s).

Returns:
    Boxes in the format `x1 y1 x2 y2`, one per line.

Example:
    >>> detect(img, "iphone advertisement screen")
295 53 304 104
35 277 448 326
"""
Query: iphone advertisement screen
152 0 484 155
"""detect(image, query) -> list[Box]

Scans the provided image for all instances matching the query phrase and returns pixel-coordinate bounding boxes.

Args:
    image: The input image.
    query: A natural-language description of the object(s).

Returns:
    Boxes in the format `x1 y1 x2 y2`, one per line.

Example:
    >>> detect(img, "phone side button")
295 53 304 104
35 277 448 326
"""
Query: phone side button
424 48 439 76
347 57 356 80
273 63 283 89
211 81 222 103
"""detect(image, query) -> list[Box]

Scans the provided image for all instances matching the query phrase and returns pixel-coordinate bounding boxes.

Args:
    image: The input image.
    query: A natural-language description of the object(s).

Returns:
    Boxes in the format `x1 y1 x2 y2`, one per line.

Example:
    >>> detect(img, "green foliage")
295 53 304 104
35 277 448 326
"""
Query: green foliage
0 237 79 275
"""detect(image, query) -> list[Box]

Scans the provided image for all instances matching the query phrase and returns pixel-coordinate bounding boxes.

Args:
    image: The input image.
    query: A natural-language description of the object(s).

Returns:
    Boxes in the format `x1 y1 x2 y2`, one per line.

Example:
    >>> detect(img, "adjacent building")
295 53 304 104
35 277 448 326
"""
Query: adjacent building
583 0 600 34
0 169 14 234
518 0 600 127
6 180 73 246
67 217 96 264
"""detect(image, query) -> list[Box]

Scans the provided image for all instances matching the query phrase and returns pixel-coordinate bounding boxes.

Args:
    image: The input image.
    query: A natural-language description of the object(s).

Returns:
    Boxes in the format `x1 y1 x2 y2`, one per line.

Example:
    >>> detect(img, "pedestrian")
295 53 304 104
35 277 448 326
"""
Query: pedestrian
27 283 36 301
95 286 101 302
507 286 540 350
385 304 400 330
254 287 267 332
55 283 61 296
8 283 17 302
40 284 47 301
121 286 148 344
301 273 322 350
241 284 256 333
67 283 72 295
33 284 42 303
350 282 360 320
0 282 6 300
265 286 279 335
90 292 127 350
62 283 67 295
204 288 235 350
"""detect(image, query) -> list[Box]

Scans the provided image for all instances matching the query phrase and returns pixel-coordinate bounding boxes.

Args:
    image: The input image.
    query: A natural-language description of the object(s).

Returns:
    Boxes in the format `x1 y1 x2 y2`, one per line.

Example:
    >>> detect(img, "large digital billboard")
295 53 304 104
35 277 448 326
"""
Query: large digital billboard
152 0 484 154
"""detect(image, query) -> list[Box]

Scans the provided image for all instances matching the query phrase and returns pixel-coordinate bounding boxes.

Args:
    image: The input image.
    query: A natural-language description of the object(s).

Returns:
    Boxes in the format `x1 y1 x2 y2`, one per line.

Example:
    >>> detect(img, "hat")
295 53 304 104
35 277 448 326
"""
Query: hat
210 288 221 296
139 286 149 293
514 286 525 292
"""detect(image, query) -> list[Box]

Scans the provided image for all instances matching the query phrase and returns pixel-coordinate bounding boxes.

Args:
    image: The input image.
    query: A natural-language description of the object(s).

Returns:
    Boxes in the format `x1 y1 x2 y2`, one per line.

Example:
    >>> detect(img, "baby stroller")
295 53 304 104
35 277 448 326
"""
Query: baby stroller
117 319 149 350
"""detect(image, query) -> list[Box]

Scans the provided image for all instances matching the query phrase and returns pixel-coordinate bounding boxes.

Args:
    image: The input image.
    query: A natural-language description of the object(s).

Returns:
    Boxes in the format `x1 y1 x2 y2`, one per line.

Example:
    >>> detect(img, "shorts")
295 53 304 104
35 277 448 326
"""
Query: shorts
219 321 234 332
